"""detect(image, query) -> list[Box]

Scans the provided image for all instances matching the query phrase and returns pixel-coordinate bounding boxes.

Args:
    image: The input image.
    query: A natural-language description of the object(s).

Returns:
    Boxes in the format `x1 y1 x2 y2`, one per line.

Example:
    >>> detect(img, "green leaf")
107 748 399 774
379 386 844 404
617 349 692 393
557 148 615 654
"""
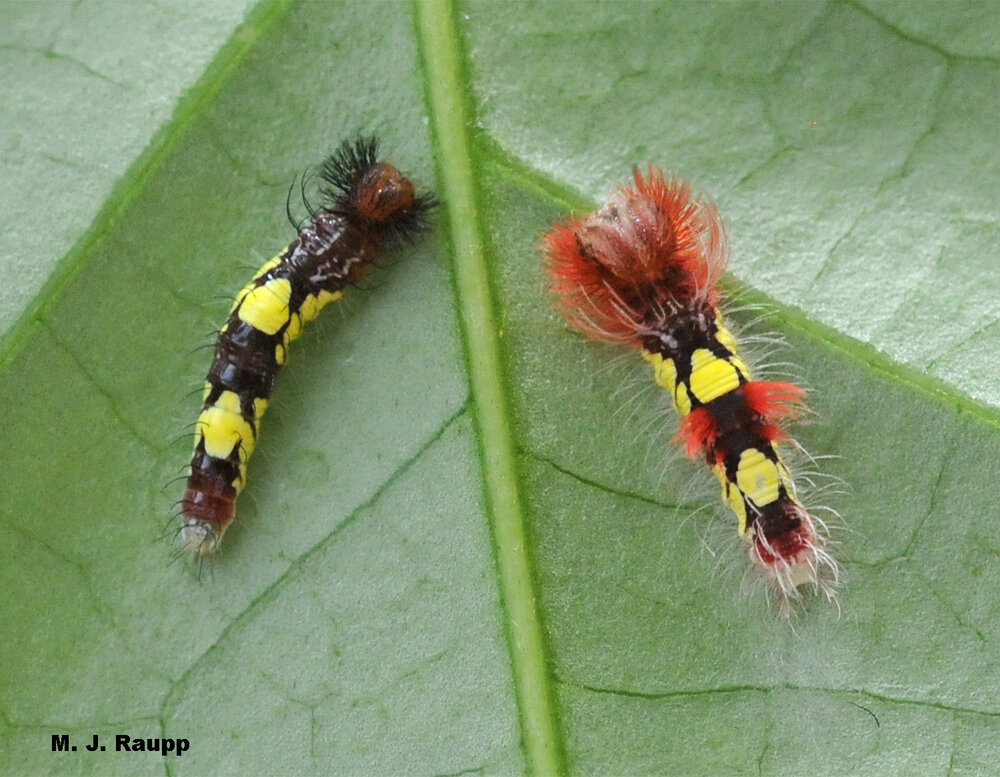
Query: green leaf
3 1 1000 776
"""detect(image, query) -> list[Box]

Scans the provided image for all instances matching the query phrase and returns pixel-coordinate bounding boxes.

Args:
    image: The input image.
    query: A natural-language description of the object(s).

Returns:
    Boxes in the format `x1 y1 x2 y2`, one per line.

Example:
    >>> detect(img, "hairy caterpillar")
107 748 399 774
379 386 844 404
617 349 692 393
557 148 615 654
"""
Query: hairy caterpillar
543 167 838 604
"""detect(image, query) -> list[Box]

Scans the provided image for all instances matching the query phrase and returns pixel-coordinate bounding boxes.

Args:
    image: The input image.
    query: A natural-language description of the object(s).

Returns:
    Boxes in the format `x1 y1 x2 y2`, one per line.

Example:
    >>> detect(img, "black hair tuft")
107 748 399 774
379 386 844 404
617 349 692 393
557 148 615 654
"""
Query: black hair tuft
319 136 381 198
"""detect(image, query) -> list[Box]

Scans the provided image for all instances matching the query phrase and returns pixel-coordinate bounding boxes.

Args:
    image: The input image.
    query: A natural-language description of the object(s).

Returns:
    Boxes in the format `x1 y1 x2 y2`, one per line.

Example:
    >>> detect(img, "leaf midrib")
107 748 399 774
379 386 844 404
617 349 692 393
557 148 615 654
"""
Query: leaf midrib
414 0 566 774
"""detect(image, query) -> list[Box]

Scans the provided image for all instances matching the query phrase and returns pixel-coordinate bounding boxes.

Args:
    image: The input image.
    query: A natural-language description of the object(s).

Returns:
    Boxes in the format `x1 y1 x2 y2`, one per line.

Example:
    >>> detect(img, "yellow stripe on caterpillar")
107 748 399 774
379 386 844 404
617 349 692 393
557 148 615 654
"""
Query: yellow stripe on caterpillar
688 348 745 405
646 351 696 415
196 390 256 459
715 464 749 537
714 316 739 356
286 311 304 342
226 252 283 317
735 447 781 509
237 278 293 335
644 351 678 397
300 289 342 325
225 251 286 317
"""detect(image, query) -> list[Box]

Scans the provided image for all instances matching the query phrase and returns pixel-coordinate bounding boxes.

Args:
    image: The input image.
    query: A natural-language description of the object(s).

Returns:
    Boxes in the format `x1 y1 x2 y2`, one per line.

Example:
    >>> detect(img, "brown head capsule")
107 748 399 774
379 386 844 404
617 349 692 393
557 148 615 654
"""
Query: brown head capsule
354 162 417 223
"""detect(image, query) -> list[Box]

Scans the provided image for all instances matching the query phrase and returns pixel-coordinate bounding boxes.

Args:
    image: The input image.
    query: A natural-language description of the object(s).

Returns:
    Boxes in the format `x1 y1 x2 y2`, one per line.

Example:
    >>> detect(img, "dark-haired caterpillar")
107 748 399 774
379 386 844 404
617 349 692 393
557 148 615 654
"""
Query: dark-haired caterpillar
180 138 435 557
543 167 839 605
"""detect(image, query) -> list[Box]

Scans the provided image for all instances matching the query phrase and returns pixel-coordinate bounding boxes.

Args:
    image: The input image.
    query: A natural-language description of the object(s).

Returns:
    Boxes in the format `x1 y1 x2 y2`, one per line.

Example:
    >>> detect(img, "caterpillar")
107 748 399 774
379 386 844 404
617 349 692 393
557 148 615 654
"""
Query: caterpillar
179 137 434 557
543 167 839 605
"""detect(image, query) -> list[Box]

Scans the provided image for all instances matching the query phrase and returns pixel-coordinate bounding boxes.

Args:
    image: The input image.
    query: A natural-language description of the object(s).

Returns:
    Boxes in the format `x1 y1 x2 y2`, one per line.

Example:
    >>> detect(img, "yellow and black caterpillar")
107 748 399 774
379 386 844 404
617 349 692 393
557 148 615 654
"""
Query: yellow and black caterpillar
543 168 838 605
180 137 434 557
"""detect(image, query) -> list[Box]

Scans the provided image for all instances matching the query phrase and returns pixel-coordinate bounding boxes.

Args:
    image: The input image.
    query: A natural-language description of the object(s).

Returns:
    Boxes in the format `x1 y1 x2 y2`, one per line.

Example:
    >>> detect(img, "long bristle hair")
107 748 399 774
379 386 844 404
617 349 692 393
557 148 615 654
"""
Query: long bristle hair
319 136 436 242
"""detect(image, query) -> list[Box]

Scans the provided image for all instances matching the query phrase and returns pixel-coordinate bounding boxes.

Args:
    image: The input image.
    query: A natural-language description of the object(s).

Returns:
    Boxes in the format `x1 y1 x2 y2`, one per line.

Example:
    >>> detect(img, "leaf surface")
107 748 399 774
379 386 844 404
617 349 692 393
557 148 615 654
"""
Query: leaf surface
2 2 999 776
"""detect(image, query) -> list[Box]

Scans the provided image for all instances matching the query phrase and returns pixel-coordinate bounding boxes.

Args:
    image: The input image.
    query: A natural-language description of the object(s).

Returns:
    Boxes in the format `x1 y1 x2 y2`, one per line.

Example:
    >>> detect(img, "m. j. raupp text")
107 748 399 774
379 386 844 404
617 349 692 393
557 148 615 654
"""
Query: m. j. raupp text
51 734 190 755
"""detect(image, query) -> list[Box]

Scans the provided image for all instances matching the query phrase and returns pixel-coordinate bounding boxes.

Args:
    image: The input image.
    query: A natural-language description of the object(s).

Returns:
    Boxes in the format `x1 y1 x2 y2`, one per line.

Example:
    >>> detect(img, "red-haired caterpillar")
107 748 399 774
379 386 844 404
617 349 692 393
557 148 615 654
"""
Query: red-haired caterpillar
179 137 434 557
543 167 839 606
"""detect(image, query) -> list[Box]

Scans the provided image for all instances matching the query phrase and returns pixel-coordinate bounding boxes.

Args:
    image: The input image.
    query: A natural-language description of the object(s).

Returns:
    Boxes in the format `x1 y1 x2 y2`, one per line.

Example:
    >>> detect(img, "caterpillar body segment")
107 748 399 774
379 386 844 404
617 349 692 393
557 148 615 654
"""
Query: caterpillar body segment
180 138 434 557
543 167 838 604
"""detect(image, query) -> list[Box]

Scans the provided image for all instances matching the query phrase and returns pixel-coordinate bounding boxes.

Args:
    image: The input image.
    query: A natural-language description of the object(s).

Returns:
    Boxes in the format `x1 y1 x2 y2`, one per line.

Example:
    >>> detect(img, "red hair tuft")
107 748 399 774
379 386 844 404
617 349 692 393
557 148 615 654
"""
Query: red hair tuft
543 167 728 347
741 381 806 423
676 406 718 458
